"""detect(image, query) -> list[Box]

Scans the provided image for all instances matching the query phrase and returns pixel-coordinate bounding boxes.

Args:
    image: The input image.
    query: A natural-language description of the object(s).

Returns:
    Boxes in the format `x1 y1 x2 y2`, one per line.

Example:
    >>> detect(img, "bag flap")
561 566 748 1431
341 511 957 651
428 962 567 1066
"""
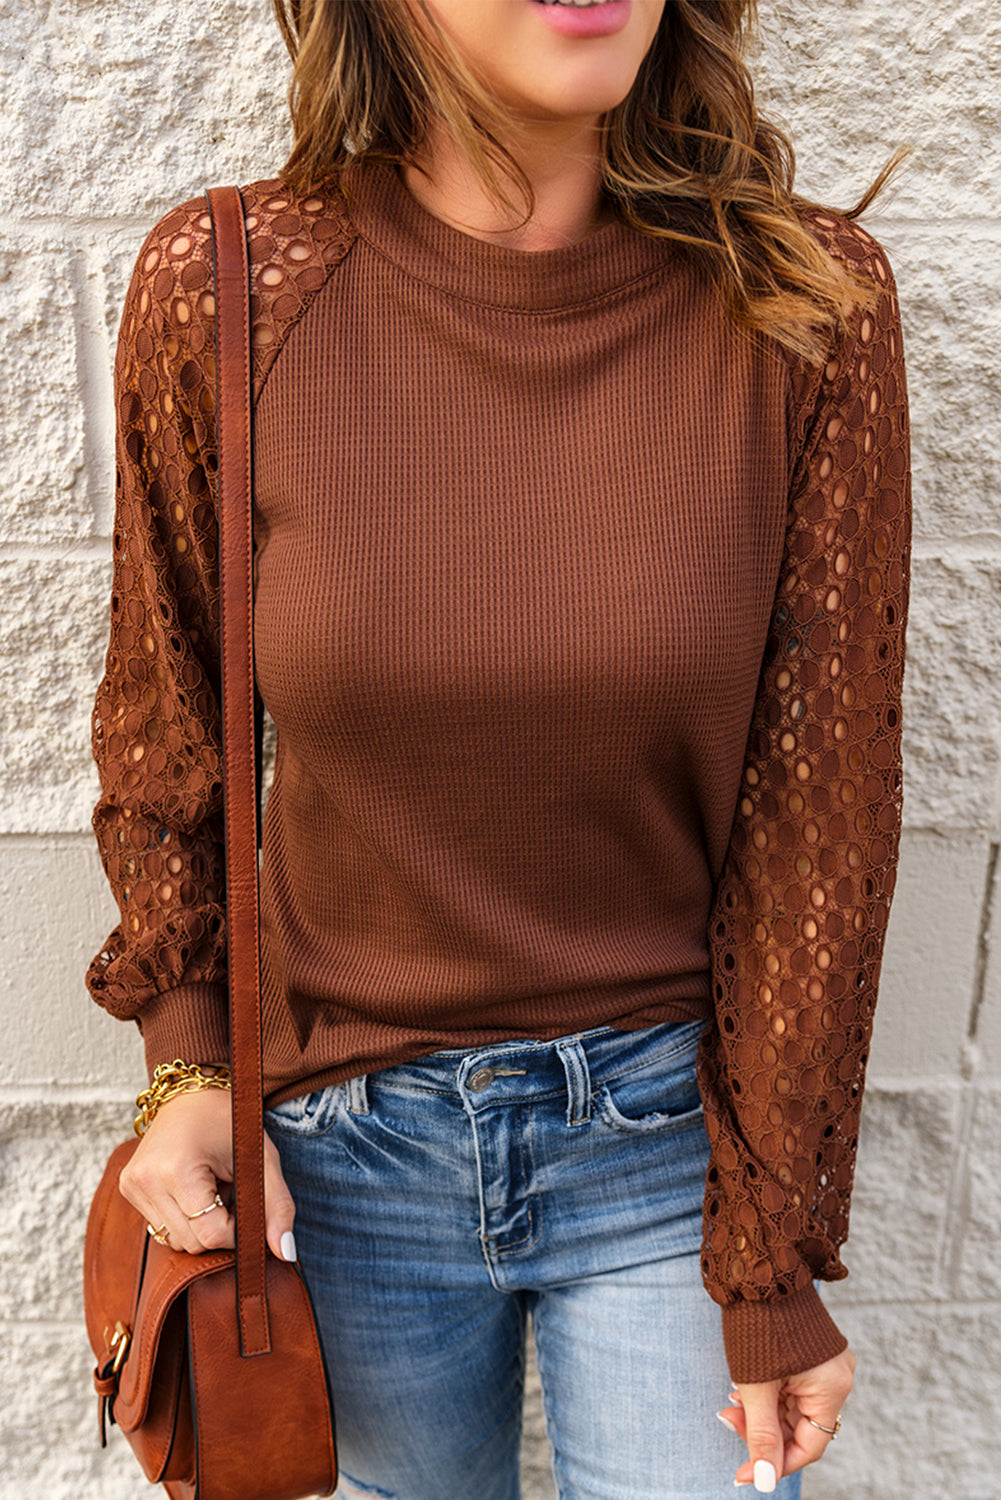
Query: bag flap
84 1139 145 1359
115 1240 234 1431
84 1137 234 1431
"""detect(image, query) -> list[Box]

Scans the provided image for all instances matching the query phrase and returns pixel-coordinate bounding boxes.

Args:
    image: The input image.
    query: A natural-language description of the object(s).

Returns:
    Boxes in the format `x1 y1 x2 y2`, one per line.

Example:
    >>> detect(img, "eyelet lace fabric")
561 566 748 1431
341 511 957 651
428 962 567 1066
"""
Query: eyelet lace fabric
87 181 355 1024
697 217 910 1373
88 186 909 1379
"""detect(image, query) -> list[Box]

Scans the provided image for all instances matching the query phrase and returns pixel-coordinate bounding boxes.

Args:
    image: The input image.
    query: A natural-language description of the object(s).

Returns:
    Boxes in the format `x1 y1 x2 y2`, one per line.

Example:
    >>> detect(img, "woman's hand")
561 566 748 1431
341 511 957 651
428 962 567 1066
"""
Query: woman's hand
719 1348 856 1491
118 1088 298 1262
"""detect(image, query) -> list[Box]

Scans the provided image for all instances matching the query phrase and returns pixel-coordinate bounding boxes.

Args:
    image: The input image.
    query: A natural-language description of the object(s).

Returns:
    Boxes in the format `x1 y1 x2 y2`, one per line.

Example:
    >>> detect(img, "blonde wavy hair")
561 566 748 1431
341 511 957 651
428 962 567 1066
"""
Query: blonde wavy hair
272 0 898 361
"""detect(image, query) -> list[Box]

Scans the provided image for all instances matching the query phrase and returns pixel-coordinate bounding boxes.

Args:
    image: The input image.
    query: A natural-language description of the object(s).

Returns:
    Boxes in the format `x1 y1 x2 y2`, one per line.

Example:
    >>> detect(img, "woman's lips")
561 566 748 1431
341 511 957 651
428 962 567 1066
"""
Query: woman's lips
529 0 633 41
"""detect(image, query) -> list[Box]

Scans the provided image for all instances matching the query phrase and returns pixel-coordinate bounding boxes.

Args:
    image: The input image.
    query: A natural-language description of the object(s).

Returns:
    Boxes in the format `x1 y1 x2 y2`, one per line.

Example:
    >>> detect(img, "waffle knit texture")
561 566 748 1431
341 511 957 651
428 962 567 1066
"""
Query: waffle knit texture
88 162 910 1382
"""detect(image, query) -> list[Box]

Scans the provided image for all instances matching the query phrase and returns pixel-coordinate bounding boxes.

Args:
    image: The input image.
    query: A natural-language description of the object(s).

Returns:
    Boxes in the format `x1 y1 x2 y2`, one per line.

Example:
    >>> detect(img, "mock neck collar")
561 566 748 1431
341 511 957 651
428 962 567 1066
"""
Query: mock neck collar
340 160 670 312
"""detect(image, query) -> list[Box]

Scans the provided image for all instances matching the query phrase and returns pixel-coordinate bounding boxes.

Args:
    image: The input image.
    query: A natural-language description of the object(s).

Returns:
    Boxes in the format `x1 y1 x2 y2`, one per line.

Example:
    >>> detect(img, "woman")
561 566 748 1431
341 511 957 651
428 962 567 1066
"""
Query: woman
87 1 910 1496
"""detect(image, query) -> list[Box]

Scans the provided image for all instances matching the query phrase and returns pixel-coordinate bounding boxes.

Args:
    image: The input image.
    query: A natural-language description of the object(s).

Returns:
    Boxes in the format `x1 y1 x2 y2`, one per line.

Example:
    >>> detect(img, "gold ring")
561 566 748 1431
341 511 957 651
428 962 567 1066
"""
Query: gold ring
806 1414 841 1439
146 1222 171 1248
185 1193 225 1221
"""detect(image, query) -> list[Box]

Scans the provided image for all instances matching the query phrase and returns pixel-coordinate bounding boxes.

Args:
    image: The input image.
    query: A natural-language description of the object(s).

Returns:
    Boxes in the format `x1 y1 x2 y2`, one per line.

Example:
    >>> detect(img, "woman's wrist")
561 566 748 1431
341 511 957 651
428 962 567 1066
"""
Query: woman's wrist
136 981 231 1085
721 1281 847 1386
134 1059 232 1137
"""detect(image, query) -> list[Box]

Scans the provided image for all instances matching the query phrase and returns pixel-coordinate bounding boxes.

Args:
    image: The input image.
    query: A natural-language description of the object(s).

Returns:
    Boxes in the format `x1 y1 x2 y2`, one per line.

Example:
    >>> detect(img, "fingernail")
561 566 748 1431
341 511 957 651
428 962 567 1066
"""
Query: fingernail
717 1412 740 1435
729 1392 744 1406
280 1230 297 1263
753 1459 777 1493
734 1483 752 1489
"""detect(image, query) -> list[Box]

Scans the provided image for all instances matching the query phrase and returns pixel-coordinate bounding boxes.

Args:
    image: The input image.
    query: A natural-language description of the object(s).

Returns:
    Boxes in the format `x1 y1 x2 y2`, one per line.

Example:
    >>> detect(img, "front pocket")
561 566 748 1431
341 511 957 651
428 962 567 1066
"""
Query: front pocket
596 1086 704 1134
264 1084 341 1138
595 1024 706 1134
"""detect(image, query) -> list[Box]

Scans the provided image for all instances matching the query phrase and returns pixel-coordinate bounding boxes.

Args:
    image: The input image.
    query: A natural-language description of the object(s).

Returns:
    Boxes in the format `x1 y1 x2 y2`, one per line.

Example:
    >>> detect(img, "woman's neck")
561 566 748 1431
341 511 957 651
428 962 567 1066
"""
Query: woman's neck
401 118 609 252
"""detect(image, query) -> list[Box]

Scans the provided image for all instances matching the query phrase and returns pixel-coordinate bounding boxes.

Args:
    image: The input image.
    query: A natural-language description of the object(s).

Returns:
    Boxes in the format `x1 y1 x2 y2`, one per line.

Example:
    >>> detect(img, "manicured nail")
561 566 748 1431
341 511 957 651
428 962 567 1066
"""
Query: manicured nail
717 1412 740 1435
753 1459 777 1493
729 1391 744 1406
280 1230 297 1263
734 1482 752 1489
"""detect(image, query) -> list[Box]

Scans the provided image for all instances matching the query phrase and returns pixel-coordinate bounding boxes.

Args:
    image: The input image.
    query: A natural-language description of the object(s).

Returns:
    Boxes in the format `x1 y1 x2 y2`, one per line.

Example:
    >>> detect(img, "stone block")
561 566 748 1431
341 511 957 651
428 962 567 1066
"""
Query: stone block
0 1099 132 1325
876 229 1001 551
873 831 986 1077
0 556 111 835
902 556 1001 832
977 986 1001 1076
91 228 158 354
976 853 1001 1074
0 1322 142 1497
953 1085 1001 1300
803 1303 1001 1499
82 225 175 537
78 234 139 534
0 238 91 543
0 0 289 222
757 0 1001 218
0 839 141 1088
825 1084 963 1302
0 226 137 546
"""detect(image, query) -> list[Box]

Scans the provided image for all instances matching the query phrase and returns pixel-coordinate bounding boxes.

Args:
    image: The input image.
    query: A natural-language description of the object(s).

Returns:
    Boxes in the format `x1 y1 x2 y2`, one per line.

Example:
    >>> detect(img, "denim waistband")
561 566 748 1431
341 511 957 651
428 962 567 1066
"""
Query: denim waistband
342 1017 708 1128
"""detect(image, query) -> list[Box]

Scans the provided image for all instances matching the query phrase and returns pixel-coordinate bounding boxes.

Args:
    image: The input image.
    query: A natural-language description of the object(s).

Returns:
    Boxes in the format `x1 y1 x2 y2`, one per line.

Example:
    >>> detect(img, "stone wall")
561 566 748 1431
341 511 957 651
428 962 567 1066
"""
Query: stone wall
0 2 997 1496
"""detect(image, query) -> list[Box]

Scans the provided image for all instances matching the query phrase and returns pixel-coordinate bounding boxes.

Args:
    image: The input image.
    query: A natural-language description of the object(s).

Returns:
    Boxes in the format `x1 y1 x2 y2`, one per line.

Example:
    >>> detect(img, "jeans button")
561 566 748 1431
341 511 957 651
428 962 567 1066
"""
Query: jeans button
467 1067 495 1092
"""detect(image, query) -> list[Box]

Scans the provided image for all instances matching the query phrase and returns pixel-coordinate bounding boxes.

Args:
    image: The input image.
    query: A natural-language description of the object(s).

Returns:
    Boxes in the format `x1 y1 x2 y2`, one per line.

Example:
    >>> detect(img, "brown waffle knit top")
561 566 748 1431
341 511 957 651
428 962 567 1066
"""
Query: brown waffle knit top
88 162 910 1382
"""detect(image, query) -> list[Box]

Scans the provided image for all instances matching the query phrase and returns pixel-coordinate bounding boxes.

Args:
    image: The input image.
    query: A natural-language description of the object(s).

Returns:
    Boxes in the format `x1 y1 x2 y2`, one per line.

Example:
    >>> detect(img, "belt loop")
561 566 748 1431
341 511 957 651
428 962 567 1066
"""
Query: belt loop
345 1074 370 1115
556 1039 591 1127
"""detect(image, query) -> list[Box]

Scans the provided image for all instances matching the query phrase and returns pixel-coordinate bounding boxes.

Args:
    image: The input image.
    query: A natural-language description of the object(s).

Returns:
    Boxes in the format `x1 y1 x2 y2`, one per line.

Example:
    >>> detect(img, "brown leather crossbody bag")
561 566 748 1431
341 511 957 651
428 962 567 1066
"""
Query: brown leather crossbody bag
82 186 337 1500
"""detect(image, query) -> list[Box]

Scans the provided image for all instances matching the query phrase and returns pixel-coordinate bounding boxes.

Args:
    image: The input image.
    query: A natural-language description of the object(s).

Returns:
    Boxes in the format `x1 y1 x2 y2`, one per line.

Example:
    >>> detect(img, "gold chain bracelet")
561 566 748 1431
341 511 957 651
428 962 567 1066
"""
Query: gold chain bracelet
134 1060 232 1137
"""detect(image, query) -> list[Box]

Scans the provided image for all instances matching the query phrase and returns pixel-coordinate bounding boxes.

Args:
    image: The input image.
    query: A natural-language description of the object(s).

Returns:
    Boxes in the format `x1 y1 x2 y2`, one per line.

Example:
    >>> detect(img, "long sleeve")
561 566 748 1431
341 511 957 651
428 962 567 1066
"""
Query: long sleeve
86 181 352 1081
697 220 911 1383
87 198 232 1075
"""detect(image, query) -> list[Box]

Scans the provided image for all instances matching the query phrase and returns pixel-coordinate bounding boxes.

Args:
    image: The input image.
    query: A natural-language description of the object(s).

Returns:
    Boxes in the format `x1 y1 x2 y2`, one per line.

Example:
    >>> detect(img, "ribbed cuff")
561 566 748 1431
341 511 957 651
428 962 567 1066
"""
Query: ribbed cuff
137 983 231 1081
721 1282 848 1385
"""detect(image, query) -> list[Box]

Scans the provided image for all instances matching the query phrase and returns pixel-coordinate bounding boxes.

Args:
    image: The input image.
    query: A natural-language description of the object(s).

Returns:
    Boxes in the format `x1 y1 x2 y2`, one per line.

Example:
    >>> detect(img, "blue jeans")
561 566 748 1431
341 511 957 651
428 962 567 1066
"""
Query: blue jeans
265 1019 802 1500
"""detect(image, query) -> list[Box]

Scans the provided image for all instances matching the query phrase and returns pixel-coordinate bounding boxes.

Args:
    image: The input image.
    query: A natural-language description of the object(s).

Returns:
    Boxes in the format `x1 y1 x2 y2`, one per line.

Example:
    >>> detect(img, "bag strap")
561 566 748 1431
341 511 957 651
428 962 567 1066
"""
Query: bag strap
208 185 271 1358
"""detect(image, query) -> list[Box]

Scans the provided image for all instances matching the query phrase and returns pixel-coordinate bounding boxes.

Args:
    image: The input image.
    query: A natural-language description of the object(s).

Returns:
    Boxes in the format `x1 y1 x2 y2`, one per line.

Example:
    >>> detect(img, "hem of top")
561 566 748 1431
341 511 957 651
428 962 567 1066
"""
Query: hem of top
720 1280 848 1385
426 1009 710 1059
262 998 712 1107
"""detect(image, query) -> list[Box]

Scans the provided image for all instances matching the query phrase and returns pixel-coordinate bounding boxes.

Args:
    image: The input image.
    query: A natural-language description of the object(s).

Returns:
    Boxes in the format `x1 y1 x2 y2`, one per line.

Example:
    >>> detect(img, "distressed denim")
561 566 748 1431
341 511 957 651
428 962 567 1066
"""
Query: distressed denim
265 1019 802 1500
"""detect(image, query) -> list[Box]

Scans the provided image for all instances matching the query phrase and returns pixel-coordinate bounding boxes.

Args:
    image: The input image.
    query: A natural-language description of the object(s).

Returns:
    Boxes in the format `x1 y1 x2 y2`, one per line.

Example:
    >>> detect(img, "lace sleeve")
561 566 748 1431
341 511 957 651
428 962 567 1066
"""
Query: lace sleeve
697 221 911 1384
86 184 355 1076
86 197 232 1073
